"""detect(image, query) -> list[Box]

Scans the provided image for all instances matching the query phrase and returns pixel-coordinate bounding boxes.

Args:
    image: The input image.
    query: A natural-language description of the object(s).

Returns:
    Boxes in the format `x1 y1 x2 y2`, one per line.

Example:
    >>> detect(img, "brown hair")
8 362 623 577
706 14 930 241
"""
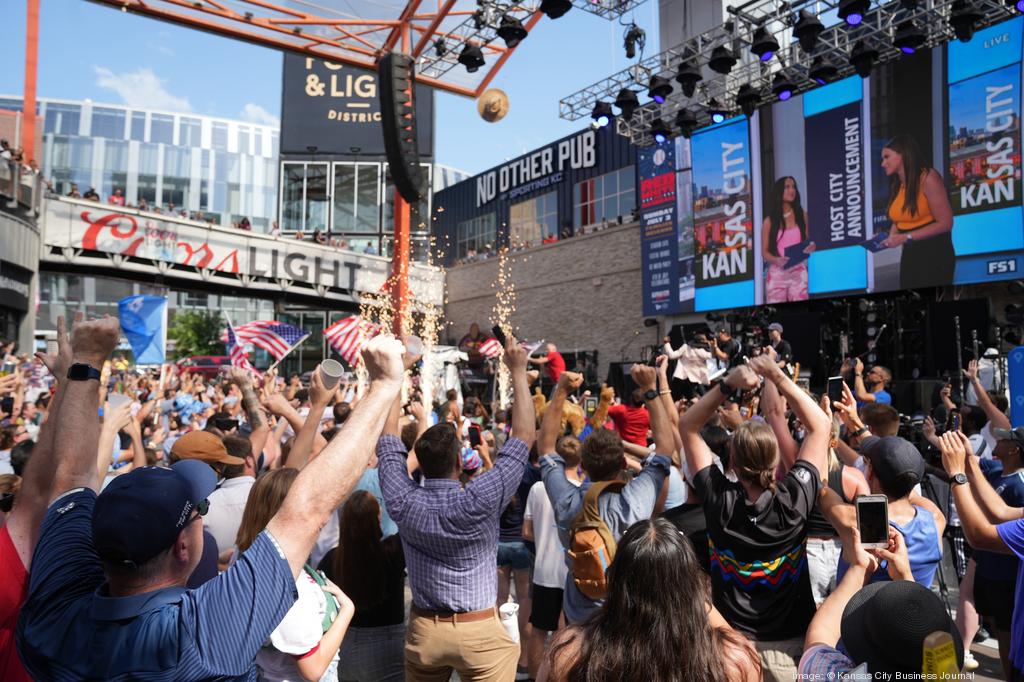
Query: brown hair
235 468 297 552
860 403 900 437
556 435 582 469
332 491 388 611
0 473 20 496
581 428 625 481
729 421 779 492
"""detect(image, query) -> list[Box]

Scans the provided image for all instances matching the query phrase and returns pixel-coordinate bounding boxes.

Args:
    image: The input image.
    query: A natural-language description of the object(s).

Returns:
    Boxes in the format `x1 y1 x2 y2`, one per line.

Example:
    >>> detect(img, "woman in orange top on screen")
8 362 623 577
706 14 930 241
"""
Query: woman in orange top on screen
761 176 816 303
880 134 954 288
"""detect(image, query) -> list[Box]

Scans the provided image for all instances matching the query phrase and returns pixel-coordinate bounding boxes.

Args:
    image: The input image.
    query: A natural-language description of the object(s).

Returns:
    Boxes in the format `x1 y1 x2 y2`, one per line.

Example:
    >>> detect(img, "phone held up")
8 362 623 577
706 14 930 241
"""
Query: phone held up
855 494 889 548
827 376 845 405
468 424 482 448
491 325 507 347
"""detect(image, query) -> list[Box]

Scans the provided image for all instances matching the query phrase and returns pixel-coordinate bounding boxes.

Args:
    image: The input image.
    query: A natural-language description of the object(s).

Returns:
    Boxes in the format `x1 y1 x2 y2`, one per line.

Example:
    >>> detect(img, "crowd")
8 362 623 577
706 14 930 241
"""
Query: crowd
0 314 1022 681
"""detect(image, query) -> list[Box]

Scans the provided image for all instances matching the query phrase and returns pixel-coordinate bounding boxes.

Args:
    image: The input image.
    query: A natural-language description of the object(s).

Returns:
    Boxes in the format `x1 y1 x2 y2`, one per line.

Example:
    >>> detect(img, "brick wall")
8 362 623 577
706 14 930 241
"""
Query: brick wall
444 223 651 381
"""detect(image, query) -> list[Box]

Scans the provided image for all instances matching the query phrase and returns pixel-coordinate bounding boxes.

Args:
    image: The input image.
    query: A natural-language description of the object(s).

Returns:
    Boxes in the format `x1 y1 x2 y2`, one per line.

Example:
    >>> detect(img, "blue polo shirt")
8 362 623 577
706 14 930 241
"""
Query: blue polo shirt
16 488 297 681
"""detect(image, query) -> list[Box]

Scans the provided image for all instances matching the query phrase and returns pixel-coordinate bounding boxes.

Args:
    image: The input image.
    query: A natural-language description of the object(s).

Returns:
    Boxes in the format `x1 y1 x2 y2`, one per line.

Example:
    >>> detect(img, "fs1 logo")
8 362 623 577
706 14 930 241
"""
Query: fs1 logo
987 258 1018 275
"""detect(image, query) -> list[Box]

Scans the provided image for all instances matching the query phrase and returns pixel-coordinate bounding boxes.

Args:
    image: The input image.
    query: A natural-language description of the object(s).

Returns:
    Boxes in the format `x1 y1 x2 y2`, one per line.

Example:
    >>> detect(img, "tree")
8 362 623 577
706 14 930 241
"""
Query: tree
168 310 224 359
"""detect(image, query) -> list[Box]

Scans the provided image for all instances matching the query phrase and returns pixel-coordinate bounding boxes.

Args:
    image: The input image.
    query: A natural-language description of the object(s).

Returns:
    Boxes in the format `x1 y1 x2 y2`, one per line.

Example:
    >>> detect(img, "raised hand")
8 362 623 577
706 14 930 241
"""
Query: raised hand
227 366 255 390
103 399 133 433
630 363 657 391
35 314 76 381
502 333 528 372
963 359 979 383
869 527 913 582
308 365 333 406
70 315 121 367
724 365 760 392
922 416 936 440
939 430 967 476
361 336 406 384
557 371 584 393
747 353 781 378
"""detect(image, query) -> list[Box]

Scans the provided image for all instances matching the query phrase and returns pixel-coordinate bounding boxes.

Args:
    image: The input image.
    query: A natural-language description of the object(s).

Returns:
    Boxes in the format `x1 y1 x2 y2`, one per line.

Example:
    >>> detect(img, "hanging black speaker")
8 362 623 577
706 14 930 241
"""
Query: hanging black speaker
379 52 424 203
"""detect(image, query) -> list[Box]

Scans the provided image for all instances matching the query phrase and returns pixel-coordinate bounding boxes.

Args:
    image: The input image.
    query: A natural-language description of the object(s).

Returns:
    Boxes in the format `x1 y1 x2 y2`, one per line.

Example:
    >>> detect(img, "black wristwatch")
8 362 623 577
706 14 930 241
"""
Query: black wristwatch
950 472 969 487
643 389 659 402
66 363 101 382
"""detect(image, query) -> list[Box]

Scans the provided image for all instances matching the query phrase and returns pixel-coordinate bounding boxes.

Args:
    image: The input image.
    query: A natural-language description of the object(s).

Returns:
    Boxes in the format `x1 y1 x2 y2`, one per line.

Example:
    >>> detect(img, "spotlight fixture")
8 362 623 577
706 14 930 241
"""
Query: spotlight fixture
793 9 824 52
1013 0 1024 14
458 44 485 73
736 84 760 118
624 23 646 59
708 45 737 74
539 0 572 19
675 60 702 98
434 39 447 57
707 98 728 124
750 27 780 62
772 72 795 101
838 0 871 26
591 101 614 128
496 15 528 48
850 40 878 78
893 20 926 54
614 88 640 120
648 75 673 103
675 109 698 138
950 1 981 42
809 55 839 84
472 10 486 29
649 118 671 145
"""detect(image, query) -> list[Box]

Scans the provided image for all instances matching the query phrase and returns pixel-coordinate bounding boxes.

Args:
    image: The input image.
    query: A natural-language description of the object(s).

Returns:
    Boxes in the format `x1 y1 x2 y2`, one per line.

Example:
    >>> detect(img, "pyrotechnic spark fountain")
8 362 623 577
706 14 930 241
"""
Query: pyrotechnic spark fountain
491 247 517 409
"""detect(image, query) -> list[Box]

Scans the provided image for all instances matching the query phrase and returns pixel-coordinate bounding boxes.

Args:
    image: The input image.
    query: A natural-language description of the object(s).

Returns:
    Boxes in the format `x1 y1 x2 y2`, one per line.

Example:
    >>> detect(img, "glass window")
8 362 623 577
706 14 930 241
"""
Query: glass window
456 214 496 260
355 165 379 233
44 103 80 135
281 162 306 233
238 126 250 155
103 140 129 173
179 118 201 147
91 107 125 139
305 163 329 232
138 143 159 175
333 164 356 232
151 114 174 145
130 112 146 141
212 123 228 151
510 191 558 247
574 166 636 231
163 147 189 178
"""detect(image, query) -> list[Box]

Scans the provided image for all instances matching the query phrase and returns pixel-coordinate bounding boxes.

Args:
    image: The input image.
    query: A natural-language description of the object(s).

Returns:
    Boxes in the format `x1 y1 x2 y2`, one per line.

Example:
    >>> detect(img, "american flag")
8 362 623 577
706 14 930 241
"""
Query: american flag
478 337 503 358
233 320 310 360
225 321 258 374
325 316 379 365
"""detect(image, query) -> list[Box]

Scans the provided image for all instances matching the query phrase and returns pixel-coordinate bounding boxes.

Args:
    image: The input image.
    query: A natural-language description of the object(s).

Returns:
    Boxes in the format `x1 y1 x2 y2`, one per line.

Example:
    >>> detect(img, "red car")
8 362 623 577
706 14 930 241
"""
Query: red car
177 356 232 379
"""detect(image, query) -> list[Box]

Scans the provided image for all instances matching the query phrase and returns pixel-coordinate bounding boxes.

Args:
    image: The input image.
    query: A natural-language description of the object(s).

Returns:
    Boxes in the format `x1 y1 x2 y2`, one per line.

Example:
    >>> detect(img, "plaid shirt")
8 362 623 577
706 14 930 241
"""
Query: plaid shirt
376 434 529 612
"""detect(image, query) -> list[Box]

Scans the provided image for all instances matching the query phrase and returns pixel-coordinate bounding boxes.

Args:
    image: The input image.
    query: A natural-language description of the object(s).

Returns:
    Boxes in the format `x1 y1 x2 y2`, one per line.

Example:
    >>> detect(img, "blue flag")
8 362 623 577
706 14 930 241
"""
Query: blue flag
118 295 167 365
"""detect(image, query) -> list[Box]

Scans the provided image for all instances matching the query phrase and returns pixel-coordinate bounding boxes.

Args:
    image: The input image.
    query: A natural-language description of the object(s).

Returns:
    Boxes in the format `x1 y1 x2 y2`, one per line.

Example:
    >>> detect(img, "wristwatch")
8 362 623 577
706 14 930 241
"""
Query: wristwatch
950 472 969 487
66 363 101 382
850 426 869 438
643 389 659 402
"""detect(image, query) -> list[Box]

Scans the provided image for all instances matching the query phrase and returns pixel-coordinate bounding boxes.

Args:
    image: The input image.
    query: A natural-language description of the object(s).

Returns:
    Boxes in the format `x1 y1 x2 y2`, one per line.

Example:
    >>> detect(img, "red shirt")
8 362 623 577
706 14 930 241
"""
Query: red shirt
0 525 31 682
109 194 125 206
607 404 650 447
545 352 566 383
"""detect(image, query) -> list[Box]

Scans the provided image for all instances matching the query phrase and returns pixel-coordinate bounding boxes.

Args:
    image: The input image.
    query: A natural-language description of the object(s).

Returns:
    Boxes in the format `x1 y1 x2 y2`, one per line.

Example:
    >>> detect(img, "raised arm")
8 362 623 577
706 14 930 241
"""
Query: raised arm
760 370 798 471
940 430 1015 554
849 358 876 403
633 363 674 460
285 369 332 470
539 372 582 455
965 452 1024 524
229 367 271 459
964 360 1011 430
655 356 683 454
680 366 759 476
661 337 685 360
266 336 405 577
507 335 536 450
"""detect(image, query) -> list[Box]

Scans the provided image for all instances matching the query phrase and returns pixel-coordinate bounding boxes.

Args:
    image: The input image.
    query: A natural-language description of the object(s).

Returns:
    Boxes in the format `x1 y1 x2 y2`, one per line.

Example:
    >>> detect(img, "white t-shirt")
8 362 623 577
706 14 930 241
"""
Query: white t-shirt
525 479 579 589
256 570 337 682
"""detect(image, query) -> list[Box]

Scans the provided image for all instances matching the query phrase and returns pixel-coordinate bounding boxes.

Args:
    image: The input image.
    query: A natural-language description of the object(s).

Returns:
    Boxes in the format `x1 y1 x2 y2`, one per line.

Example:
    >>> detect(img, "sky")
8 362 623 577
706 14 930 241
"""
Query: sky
0 0 660 175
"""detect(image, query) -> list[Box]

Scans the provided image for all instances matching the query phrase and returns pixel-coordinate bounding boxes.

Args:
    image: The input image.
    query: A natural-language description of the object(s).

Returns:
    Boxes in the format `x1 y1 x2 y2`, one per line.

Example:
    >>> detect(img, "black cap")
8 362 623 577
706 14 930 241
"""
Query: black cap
92 460 216 565
992 426 1024 450
861 436 924 497
841 580 963 673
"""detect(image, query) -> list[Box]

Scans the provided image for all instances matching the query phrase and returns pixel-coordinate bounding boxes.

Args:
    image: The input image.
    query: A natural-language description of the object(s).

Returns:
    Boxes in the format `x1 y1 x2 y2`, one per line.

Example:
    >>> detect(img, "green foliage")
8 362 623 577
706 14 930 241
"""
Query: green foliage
167 310 224 359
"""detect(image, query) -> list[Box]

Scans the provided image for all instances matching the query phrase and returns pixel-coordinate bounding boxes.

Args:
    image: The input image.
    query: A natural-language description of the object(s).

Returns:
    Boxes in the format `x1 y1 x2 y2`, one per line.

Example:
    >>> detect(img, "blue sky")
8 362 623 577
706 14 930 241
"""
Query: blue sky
691 118 750 191
0 0 659 175
948 63 1020 132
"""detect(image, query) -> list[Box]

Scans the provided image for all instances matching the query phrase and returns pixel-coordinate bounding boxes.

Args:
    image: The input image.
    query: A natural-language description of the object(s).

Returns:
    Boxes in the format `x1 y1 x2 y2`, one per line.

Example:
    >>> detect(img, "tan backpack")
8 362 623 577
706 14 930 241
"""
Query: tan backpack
568 480 626 600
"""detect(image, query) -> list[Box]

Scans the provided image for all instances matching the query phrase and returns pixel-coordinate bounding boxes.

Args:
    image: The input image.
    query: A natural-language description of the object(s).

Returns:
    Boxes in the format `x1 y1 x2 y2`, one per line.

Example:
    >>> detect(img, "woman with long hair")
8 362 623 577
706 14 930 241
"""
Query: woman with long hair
537 518 760 682
236 469 355 682
318 491 406 682
761 176 815 304
879 134 954 288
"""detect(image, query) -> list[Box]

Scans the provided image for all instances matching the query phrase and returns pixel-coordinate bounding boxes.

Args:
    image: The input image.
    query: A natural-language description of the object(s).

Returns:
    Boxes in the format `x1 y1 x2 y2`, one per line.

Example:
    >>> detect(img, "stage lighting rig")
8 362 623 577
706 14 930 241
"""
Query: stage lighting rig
736 84 760 117
809 55 839 85
624 23 646 59
950 1 982 42
750 26 780 62
497 15 528 48
793 9 824 52
615 88 639 120
893 20 926 54
850 40 879 78
433 39 447 57
648 75 673 103
707 98 729 124
838 0 871 26
675 60 702 98
591 101 614 127
772 72 795 101
649 118 671 144
458 44 485 72
540 0 573 19
708 45 737 74
675 108 698 138
1010 0 1024 13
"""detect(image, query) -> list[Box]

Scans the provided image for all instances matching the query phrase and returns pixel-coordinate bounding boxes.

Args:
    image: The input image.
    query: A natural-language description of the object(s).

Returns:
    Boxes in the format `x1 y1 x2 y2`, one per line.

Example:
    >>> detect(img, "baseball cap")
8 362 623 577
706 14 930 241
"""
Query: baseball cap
768 322 783 333
171 430 244 465
840 580 963 673
92 460 217 565
992 426 1024 449
861 436 924 497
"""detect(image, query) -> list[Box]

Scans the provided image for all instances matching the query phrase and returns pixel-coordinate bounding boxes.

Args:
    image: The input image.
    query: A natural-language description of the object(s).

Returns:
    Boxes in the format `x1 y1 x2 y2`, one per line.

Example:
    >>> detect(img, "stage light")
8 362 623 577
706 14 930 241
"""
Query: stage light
648 75 673 103
1009 0 1024 13
649 118 671 144
809 55 839 85
708 45 737 74
750 27 779 62
707 98 728 124
591 101 614 128
472 10 486 29
950 1 982 42
539 0 572 19
736 84 760 117
893 20 925 54
458 44 485 73
850 41 878 79
675 109 698 138
614 88 639 120
793 9 824 52
624 24 646 59
497 15 528 48
675 60 702 98
434 39 447 57
772 72 795 101
838 0 870 26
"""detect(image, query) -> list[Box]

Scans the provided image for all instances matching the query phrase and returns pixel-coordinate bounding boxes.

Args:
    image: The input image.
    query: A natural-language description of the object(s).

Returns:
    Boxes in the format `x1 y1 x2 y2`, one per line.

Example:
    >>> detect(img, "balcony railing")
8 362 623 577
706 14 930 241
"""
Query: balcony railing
0 160 43 217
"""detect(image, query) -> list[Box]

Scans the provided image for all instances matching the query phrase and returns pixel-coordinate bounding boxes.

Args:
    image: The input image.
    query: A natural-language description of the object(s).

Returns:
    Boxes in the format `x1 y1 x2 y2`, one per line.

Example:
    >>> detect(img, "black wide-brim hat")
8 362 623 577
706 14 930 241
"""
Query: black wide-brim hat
840 580 964 673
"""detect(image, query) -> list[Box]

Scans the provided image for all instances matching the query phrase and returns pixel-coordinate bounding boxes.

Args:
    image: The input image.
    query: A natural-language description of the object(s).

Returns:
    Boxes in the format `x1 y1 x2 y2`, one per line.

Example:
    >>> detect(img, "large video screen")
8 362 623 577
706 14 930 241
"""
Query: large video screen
640 16 1024 316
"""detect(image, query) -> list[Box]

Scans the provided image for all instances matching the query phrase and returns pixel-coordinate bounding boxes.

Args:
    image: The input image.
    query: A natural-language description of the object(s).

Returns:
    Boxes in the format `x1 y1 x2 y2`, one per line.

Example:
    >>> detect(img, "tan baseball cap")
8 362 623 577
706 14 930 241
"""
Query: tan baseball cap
170 431 244 465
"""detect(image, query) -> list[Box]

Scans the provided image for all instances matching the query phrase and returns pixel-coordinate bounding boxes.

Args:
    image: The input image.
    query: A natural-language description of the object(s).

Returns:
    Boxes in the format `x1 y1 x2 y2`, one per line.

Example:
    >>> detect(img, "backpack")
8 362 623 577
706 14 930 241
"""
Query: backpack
568 480 626 600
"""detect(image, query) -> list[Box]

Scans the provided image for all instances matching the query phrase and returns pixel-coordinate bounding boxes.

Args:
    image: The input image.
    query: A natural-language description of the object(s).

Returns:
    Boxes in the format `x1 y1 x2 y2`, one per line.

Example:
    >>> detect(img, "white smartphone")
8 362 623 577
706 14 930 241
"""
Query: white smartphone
855 494 889 548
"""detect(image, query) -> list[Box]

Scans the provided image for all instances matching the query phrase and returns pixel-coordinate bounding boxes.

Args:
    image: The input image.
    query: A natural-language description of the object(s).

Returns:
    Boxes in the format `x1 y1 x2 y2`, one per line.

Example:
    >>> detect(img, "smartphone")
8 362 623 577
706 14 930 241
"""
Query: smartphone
946 410 962 433
827 376 845 405
214 417 239 432
855 494 890 548
491 324 507 347
468 424 482 447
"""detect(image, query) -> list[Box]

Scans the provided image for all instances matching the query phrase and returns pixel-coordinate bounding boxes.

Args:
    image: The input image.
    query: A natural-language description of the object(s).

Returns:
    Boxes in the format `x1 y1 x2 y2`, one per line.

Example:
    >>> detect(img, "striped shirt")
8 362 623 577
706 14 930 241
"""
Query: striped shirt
16 489 297 681
377 434 529 612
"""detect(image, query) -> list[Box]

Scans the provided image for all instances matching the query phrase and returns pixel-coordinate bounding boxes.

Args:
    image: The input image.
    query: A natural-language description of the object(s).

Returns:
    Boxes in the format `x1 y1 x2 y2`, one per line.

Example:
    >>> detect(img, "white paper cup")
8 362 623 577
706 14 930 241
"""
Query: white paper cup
106 393 132 413
498 601 520 643
319 359 345 389
404 335 423 358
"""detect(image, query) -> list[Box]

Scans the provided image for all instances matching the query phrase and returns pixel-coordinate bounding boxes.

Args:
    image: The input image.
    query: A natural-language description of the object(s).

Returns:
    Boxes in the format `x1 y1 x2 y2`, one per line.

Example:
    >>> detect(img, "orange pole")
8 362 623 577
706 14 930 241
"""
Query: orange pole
21 0 39 163
391 190 410 337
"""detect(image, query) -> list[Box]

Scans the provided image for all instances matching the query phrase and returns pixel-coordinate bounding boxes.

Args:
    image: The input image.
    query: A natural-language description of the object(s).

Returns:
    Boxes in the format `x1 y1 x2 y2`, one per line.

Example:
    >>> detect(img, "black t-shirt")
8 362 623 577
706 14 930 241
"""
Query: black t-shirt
499 464 542 546
772 339 793 366
660 502 710 575
694 460 820 640
319 534 406 628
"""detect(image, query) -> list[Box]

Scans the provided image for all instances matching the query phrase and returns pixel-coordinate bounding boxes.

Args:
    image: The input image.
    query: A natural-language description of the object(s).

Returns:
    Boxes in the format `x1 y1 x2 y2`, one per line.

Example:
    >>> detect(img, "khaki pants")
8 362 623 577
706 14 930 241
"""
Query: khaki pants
405 611 520 682
753 635 804 682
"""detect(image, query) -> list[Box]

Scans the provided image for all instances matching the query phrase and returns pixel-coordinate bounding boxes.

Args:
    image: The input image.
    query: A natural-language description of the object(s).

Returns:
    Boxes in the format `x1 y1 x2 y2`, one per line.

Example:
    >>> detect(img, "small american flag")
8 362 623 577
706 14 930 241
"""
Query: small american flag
233 321 310 360
478 337 503 358
325 316 379 365
225 322 258 374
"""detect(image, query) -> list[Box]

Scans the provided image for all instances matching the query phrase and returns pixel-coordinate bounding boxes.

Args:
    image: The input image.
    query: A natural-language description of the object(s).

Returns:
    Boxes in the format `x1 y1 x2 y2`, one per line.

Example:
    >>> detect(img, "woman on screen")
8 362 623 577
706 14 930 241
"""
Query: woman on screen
880 134 954 288
761 176 815 304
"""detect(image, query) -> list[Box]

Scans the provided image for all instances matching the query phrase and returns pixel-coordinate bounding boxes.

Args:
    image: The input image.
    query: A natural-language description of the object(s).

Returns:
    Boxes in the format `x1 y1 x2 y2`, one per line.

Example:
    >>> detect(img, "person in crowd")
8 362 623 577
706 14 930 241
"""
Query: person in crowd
542 367 673 624
66 183 81 198
529 342 566 389
376 333 534 681
879 133 955 289
662 331 713 399
16 337 407 679
458 323 488 374
109 187 126 206
713 325 742 369
83 187 100 201
0 140 11 160
761 176 816 304
680 354 830 682
320 490 406 682
201 434 257 553
605 385 650 448
842 357 893 405
767 323 793 372
537 518 761 682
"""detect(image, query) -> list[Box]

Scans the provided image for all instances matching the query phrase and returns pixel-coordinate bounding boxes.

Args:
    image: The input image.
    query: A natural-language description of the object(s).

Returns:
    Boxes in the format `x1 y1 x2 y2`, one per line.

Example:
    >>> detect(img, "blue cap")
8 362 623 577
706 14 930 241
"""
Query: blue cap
92 460 217 566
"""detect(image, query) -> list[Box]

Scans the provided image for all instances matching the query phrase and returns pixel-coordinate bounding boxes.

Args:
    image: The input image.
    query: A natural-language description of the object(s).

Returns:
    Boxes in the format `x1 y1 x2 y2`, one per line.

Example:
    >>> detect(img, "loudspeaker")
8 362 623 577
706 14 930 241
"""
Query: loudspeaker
606 361 642 399
379 53 424 203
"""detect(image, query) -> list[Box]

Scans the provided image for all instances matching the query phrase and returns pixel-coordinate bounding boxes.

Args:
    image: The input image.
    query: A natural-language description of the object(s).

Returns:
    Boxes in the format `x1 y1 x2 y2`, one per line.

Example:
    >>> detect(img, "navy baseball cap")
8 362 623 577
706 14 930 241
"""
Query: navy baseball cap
861 435 924 497
92 460 217 566
992 426 1024 450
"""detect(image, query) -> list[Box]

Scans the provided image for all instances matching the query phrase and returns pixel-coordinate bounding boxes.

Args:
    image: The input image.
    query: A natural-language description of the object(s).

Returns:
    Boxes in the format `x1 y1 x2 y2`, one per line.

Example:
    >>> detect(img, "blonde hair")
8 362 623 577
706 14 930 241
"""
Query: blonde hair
235 468 297 552
729 421 779 491
828 416 842 473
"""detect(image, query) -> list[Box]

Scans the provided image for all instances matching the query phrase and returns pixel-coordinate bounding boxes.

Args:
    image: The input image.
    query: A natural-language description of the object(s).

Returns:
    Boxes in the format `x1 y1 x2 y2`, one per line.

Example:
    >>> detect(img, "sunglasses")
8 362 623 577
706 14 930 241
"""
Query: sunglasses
184 498 210 527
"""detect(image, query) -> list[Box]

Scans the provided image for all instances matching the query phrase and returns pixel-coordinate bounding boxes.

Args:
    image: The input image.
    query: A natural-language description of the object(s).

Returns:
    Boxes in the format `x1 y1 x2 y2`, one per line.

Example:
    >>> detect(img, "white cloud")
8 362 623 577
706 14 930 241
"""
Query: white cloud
93 66 192 112
240 103 280 127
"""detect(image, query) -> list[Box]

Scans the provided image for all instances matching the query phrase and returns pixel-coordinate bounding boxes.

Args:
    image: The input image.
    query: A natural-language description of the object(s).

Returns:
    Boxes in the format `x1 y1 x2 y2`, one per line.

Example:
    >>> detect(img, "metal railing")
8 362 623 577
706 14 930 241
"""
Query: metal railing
0 159 43 217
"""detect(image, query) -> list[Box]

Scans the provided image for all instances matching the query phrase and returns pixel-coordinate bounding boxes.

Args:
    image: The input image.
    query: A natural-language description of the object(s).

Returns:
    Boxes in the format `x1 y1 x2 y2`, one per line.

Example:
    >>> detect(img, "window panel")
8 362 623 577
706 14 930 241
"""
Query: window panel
573 166 635 231
333 164 356 232
150 115 174 145
510 191 557 246
456 214 496 259
355 165 379 233
281 163 305 232
91 108 125 139
130 113 146 141
304 163 329 233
